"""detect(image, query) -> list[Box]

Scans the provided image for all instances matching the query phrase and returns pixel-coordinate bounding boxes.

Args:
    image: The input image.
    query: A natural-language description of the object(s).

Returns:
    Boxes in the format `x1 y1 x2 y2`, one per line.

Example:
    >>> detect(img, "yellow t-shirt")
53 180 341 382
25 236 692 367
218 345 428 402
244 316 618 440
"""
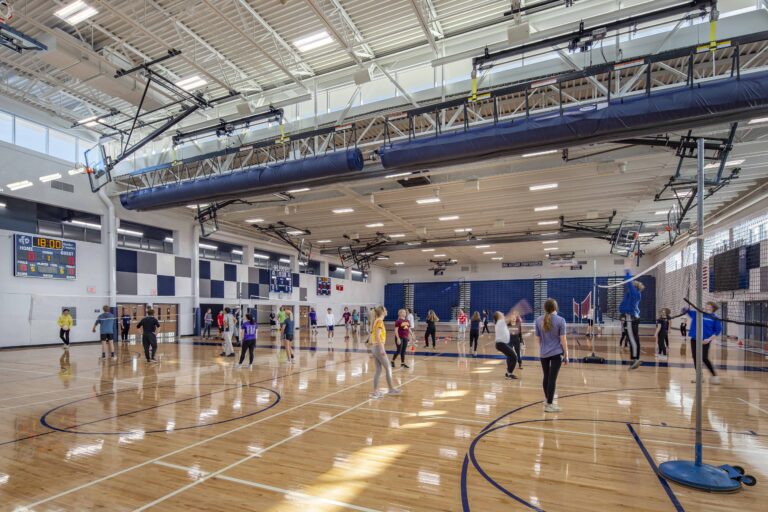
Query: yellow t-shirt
371 318 386 345
58 314 73 330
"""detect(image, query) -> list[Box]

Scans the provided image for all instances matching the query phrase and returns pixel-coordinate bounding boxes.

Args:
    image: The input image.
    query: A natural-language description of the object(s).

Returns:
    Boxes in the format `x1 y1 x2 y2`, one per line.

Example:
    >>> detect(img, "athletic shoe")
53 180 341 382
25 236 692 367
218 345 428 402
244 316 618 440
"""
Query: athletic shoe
391 361 395 368
248 364 253 370
504 373 518 380
544 404 562 413
388 388 402 395
474 351 478 357
401 363 409 369
711 376 721 385
629 360 641 370
227 353 235 357
219 352 226 356
369 391 385 399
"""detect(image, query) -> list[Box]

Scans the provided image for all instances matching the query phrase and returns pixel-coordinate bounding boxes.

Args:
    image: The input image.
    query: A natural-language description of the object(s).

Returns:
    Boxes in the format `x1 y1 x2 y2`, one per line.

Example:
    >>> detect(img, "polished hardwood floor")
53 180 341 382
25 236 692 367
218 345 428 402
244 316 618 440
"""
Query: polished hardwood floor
0 327 766 511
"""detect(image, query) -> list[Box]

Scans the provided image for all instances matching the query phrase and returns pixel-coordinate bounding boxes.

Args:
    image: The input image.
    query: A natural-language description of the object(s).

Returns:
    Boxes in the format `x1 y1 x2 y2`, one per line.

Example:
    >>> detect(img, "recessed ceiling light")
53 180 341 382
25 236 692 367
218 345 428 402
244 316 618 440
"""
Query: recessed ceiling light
417 197 441 205
544 247 559 251
406 241 421 246
7 180 33 191
286 230 305 236
542 240 558 244
55 1 98 25
332 208 354 214
704 159 744 170
39 173 62 183
117 228 143 237
422 249 435 252
287 187 310 193
317 239 332 243
654 210 668 215
294 31 334 52
540 232 558 236
522 149 558 158
187 204 209 209
483 251 497 255
394 262 405 265
538 220 559 225
365 223 384 228
434 254 446 257
386 172 413 179
450 259 458 263
439 215 459 221
491 257 503 261
529 183 558 191
175 75 208 91
534 205 558 212
245 218 264 223
748 117 768 124
454 228 473 233
475 245 490 249
199 243 218 250
254 253 270 260
164 237 174 243
389 234 406 238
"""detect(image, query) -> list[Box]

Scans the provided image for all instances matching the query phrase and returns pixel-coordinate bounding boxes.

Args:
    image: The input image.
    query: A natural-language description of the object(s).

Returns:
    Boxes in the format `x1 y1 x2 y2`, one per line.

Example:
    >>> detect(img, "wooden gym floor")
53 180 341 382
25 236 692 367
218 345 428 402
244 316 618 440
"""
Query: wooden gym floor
0 328 766 511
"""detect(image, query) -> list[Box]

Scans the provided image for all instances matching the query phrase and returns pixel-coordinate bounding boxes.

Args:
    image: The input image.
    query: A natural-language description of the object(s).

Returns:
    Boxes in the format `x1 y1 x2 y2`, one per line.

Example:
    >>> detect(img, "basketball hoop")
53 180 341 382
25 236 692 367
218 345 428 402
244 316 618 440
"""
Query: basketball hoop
0 1 14 24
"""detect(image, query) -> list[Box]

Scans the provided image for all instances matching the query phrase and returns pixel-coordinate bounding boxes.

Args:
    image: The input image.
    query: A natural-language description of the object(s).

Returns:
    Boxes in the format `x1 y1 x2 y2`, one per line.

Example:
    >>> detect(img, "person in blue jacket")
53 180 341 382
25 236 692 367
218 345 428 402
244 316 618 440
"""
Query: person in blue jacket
619 267 645 370
683 301 722 385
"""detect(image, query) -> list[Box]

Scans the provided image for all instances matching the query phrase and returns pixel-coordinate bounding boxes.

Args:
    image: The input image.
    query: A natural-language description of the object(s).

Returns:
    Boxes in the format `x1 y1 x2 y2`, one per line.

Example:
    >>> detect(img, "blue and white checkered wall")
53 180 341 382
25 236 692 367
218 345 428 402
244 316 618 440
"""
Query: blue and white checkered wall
116 248 192 297
199 261 302 300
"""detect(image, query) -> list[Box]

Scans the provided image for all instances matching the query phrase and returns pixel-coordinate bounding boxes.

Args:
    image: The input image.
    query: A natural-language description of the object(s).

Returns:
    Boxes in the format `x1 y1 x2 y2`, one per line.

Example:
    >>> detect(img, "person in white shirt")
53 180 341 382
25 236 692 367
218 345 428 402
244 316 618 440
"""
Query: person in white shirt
221 307 236 358
407 309 416 337
494 311 518 380
326 308 336 340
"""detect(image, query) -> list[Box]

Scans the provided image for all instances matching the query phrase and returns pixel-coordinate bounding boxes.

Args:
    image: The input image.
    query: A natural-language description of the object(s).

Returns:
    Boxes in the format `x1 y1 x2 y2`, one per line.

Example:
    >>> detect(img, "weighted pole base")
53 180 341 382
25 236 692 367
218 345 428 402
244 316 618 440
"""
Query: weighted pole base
658 461 742 492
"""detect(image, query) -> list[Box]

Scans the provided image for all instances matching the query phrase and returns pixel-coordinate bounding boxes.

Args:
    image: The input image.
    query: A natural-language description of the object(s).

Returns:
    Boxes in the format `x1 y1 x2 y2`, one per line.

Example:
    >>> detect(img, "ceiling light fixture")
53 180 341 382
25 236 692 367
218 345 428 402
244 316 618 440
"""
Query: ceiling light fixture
522 149 558 158
483 251 497 255
254 253 270 260
231 250 244 255
544 247 559 251
55 1 98 25
294 31 334 52
164 237 174 243
454 228 473 233
286 230 305 236
438 215 459 221
416 197 441 205
529 183 558 191
389 234 406 238
0 202 6 208
245 218 264 223
317 239 332 244
187 204 209 209
117 228 143 237
67 220 101 230
748 117 768 124
394 262 405 266
39 173 62 183
491 257 503 261
279 258 291 263
538 220 559 226
386 172 413 179
542 240 558 244
332 208 354 214
175 75 208 91
534 205 558 212
540 232 558 236
287 187 310 193
365 223 384 228
655 210 668 215
422 249 435 252
199 243 218 250
7 180 33 191
434 254 446 257
704 159 744 170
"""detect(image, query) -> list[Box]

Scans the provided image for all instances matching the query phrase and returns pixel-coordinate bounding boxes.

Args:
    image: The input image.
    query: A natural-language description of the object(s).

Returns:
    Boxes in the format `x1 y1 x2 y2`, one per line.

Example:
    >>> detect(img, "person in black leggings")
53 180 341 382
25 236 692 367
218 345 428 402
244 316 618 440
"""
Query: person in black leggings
392 309 411 368
237 314 258 369
469 311 480 356
655 308 671 360
424 309 438 349
508 310 523 370
535 299 569 412
481 310 490 334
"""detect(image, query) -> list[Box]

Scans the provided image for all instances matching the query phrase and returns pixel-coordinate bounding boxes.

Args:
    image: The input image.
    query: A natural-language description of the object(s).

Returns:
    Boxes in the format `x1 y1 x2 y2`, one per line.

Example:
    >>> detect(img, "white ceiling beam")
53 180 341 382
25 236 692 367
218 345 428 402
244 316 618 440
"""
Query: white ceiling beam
408 0 439 54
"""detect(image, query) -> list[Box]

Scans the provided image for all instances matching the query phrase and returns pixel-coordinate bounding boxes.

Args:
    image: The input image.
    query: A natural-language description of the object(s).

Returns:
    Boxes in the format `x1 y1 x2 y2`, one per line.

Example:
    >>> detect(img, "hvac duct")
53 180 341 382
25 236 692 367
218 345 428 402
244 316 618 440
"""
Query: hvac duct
120 149 365 211
379 71 768 170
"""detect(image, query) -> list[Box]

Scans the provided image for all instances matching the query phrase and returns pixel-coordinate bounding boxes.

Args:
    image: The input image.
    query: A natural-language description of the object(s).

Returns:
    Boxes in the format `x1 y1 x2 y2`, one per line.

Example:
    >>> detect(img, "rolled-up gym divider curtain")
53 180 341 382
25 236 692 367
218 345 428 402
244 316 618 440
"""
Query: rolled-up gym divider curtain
120 148 365 211
379 71 768 170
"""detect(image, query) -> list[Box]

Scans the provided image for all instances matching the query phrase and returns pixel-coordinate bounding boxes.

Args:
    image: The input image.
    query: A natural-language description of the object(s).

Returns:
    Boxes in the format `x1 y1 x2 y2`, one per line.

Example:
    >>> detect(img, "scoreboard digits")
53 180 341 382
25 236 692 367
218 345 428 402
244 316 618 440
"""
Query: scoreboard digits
14 234 77 280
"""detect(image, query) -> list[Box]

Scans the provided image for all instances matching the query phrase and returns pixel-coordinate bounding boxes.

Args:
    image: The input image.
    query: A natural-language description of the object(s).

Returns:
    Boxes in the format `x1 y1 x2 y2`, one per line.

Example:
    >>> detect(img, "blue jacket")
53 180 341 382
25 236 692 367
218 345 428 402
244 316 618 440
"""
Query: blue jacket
619 270 641 318
686 310 722 340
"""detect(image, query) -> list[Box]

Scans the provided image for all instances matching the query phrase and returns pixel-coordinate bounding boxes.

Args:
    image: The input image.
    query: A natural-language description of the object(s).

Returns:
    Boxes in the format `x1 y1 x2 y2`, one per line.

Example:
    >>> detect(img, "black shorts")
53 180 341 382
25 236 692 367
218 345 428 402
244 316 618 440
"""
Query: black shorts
100 333 114 341
310 320 317 326
285 332 294 341
588 319 594 326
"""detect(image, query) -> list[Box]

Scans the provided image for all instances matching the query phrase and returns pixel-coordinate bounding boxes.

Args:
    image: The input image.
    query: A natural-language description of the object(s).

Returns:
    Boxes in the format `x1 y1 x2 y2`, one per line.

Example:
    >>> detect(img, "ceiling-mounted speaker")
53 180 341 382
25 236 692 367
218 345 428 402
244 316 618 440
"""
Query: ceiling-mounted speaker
507 22 530 45
353 68 372 85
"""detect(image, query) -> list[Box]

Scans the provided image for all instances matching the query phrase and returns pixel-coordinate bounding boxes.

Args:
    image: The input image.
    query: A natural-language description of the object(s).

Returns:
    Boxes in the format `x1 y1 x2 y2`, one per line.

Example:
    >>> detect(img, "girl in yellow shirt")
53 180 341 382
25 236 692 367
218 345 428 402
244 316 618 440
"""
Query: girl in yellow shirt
370 306 401 399
57 309 73 348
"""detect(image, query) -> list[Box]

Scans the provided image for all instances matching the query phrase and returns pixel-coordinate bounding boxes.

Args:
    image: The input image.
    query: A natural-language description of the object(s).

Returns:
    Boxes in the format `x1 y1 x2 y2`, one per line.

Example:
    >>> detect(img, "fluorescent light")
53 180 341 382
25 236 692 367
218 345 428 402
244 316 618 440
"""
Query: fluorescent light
317 239 332 243
175 75 208 91
538 220 559 225
389 234 406 238
332 208 354 214
294 31 334 52
406 241 421 246
231 250 244 255
245 218 264 223
67 220 101 229
377 256 390 260
117 228 144 237
416 197 441 205
491 257 503 261
529 183 558 191
522 149 558 158
544 247 559 251
7 180 33 191
540 232 558 236
78 115 100 125
438 215 459 221
454 228 472 233
450 259 458 263
422 249 435 252
475 245 490 249
351 270 362 275
0 202 5 208
483 251 497 255
279 258 292 263
534 205 558 212
199 243 218 250
187 204 209 209
654 210 668 215
434 254 446 257
55 1 98 25
68 168 85 176
542 240 558 244
286 230 305 235
39 173 62 183
365 223 384 228
299 262 307 266
287 187 310 193
254 253 270 260
164 237 174 243
704 159 744 170
394 262 405 266
748 117 768 124
386 172 413 179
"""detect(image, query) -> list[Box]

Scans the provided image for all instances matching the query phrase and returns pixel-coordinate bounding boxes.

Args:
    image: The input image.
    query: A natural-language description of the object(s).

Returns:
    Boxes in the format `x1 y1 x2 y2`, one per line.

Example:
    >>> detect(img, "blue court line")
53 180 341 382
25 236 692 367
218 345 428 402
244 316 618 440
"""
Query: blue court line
182 339 768 373
627 423 685 512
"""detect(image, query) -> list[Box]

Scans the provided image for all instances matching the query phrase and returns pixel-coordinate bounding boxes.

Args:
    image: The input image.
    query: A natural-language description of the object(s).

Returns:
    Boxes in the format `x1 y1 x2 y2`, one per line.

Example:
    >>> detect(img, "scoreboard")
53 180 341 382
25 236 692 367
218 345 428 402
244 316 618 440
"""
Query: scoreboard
270 268 293 294
14 234 76 280
316 276 331 296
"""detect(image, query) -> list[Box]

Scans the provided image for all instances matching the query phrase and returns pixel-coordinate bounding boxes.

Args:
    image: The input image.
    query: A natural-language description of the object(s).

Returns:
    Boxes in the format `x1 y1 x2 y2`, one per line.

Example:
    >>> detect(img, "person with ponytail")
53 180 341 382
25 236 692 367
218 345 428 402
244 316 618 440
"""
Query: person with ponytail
534 299 568 412
619 265 644 370
682 301 722 385
370 306 401 398
494 311 518 379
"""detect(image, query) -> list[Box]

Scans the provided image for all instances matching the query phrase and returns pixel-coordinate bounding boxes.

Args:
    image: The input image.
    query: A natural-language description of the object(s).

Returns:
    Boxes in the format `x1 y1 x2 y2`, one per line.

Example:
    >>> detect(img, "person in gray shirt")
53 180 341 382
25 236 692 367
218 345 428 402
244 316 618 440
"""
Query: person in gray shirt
534 299 569 412
92 305 116 360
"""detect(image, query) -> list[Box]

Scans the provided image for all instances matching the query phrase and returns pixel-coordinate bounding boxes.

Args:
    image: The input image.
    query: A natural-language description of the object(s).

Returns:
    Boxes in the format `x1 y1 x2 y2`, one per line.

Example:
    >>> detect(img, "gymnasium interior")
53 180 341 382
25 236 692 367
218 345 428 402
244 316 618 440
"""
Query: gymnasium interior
0 0 767 510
